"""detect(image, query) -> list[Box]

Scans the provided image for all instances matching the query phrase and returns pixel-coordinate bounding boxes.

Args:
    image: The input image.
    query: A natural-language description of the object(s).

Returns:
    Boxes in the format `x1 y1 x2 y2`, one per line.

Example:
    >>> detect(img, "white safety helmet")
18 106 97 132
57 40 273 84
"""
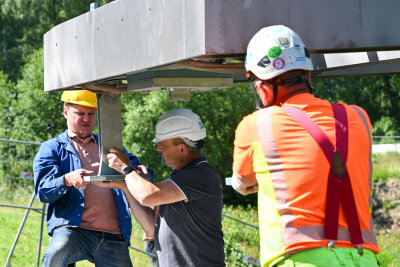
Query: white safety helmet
245 25 313 81
153 108 206 144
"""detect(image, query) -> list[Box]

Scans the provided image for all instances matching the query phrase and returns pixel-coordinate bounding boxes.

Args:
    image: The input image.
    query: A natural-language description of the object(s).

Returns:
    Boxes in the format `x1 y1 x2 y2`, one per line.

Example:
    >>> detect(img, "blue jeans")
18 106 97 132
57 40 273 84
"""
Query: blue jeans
42 227 132 267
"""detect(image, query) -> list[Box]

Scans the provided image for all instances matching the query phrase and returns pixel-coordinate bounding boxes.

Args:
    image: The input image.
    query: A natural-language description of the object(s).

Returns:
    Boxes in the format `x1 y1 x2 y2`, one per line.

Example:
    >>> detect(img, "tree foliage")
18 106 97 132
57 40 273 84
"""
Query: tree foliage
0 0 113 82
11 48 64 142
0 70 16 138
313 75 400 136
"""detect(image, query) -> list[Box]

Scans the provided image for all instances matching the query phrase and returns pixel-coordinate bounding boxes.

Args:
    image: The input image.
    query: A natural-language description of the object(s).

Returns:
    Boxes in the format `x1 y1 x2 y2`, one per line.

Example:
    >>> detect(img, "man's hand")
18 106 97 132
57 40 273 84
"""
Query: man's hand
231 172 258 195
135 165 151 180
64 169 93 189
93 180 127 191
107 147 131 173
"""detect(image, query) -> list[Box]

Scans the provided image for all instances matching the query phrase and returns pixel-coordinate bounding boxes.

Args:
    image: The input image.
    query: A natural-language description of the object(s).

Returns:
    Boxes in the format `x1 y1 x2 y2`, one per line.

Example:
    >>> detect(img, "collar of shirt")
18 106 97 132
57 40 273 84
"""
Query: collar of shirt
171 156 208 176
67 130 97 145
282 92 315 107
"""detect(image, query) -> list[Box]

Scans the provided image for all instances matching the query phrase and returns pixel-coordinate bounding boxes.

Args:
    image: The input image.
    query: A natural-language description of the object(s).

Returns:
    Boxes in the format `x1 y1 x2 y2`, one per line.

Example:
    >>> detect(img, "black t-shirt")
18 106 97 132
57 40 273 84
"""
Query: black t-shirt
155 157 225 267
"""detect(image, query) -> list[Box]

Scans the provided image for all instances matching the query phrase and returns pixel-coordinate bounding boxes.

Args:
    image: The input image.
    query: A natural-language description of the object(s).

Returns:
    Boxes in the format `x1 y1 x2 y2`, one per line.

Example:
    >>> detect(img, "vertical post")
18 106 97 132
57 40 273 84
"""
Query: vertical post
36 203 46 267
33 123 56 266
4 193 36 267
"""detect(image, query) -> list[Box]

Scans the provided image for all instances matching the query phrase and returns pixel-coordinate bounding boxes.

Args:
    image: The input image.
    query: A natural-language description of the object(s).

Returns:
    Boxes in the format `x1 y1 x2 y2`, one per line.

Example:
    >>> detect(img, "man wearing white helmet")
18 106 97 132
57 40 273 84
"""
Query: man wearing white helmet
97 108 225 267
231 25 379 266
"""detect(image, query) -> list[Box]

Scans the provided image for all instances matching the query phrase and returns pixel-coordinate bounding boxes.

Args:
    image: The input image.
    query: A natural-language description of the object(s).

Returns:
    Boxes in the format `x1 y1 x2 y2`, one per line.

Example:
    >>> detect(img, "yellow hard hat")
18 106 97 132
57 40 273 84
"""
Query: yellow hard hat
61 90 97 108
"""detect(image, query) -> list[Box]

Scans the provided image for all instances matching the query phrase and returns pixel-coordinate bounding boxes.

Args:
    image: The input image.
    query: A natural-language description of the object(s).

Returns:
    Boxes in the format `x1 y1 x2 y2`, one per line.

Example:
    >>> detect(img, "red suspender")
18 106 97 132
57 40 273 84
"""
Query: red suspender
283 104 363 246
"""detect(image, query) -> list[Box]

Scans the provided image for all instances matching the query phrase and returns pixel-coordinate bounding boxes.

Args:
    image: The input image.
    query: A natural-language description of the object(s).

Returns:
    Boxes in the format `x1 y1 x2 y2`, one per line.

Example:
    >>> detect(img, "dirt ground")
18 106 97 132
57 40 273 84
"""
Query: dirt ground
372 178 400 230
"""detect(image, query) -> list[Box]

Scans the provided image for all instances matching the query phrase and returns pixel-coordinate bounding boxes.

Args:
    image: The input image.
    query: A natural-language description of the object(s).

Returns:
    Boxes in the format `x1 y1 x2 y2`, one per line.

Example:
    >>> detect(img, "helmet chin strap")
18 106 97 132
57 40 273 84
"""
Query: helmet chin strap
249 81 263 109
271 83 278 107
249 74 312 109
304 78 313 94
250 82 277 109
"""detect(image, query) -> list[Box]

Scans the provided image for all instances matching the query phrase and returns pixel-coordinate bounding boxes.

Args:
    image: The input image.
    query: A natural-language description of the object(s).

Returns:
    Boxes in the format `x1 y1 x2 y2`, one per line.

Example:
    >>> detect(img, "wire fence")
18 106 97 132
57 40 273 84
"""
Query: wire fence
0 139 260 266
222 213 260 266
0 138 41 190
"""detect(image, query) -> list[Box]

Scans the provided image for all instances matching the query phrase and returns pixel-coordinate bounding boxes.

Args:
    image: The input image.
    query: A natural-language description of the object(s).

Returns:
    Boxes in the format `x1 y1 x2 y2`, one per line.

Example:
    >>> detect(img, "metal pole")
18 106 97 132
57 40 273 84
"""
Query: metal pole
0 138 41 145
4 192 36 267
33 123 57 266
0 203 43 212
36 203 47 267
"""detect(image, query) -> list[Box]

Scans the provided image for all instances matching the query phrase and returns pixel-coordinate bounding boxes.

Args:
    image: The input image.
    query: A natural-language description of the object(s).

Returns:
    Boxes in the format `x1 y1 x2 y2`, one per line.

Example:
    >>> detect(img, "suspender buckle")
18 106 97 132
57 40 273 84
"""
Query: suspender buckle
356 245 363 256
327 240 335 251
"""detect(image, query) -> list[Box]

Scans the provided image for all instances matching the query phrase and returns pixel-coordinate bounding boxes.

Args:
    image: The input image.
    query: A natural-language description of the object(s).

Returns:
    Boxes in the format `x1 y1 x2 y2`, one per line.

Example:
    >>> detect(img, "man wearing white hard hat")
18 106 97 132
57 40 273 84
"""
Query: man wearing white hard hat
231 25 379 266
97 108 225 267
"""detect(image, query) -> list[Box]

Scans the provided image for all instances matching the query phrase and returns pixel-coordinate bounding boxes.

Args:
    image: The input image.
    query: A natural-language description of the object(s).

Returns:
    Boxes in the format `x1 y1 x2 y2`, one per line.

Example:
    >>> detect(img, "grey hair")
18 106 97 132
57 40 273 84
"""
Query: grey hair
172 138 202 156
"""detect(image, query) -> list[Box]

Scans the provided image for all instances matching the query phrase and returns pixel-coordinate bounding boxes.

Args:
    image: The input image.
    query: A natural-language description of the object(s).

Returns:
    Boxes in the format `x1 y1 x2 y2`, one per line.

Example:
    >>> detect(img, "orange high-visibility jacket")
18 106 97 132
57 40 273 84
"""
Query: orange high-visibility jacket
233 93 379 267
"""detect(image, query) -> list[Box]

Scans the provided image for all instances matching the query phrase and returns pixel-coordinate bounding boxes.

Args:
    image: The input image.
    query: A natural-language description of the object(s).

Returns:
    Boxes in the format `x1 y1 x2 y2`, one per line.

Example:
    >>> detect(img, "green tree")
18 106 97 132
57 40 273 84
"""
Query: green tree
0 70 16 138
0 0 27 82
0 0 113 82
313 75 400 136
10 48 64 142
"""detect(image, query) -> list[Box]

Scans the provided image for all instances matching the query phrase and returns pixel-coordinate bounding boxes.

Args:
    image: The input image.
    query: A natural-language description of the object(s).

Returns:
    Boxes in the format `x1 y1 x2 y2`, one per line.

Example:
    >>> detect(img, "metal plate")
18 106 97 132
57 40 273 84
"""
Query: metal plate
96 93 124 179
83 175 124 182
83 172 152 182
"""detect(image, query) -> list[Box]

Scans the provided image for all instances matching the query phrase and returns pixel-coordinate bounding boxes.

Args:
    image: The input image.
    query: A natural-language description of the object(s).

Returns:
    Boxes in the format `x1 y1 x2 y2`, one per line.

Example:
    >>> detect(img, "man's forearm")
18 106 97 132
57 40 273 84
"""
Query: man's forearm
231 172 259 195
125 171 160 206
122 187 156 238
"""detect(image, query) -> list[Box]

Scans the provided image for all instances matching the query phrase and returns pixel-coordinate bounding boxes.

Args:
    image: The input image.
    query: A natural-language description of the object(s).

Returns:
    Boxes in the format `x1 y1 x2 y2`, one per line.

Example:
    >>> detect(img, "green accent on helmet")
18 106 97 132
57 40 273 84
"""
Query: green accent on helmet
268 46 282 58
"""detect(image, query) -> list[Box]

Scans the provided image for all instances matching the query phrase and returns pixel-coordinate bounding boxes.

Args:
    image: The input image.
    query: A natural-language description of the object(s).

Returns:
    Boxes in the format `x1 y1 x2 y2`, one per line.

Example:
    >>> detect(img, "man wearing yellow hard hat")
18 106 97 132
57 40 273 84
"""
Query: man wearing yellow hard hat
33 90 148 267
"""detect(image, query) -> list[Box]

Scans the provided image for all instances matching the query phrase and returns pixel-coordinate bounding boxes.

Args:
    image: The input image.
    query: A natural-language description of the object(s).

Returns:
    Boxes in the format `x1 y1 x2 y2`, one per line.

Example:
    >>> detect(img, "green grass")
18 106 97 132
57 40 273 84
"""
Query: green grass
376 228 400 267
372 152 400 180
0 205 49 266
372 152 400 266
222 205 260 267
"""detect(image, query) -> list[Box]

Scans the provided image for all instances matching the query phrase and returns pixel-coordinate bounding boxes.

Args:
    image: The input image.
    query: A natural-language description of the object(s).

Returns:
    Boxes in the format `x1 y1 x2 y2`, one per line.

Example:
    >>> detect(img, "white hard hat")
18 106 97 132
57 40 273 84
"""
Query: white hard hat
153 108 206 143
245 25 313 81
